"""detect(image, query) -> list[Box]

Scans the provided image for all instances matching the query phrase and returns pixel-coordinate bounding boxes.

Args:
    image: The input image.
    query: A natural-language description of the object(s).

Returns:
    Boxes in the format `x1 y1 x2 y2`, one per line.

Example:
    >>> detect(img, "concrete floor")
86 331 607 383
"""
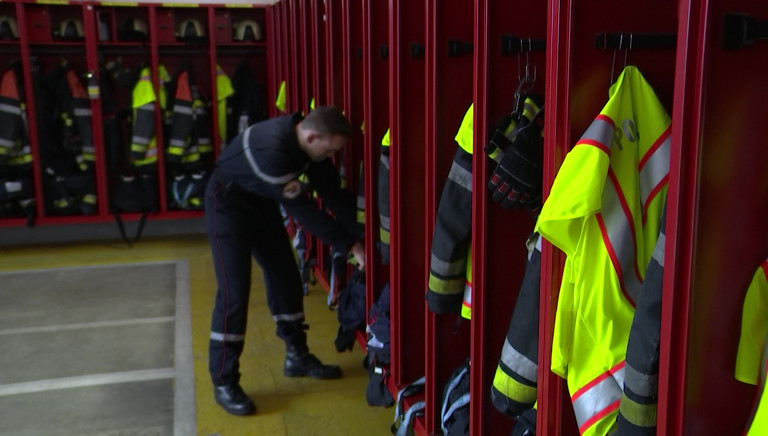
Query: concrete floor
0 234 393 435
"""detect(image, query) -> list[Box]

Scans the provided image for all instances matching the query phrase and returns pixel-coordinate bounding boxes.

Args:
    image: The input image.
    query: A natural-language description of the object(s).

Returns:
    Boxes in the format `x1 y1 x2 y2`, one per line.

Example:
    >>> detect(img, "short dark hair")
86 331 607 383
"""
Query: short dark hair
300 106 352 138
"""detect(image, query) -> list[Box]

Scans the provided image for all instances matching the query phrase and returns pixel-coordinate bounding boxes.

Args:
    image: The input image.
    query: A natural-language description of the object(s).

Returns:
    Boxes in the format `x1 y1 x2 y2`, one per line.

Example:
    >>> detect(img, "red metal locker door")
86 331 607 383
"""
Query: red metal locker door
388 0 427 399
471 1 547 434
269 2 284 118
361 0 390 311
661 1 768 434
324 0 344 107
309 0 326 107
297 0 311 112
424 0 474 433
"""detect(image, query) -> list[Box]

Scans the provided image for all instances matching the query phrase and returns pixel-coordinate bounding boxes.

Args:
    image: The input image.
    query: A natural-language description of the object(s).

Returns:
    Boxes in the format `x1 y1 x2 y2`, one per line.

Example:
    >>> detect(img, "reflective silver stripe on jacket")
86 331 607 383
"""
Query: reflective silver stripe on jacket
430 253 466 278
447 160 472 192
622 363 658 398
0 102 21 114
572 362 625 433
242 126 300 185
499 338 537 383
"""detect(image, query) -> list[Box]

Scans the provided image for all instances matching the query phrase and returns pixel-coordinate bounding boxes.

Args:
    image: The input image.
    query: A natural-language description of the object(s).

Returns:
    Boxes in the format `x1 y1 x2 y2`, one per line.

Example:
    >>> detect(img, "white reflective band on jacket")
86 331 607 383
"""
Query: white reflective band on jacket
536 66 670 436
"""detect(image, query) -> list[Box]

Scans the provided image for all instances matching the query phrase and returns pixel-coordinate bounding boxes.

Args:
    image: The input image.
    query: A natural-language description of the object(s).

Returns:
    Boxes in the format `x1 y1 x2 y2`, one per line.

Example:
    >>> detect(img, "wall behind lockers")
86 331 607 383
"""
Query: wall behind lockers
268 0 768 435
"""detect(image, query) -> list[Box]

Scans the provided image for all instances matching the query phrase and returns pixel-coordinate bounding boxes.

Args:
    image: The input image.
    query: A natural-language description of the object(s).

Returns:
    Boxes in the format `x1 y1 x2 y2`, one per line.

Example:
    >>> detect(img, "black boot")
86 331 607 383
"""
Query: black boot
284 345 343 379
213 383 256 416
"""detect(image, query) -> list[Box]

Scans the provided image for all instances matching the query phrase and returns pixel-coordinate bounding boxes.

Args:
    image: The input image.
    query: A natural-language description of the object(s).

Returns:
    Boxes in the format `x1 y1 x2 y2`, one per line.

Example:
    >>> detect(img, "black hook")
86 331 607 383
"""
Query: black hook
501 35 545 56
595 32 676 51
448 39 473 57
410 42 425 59
723 13 768 50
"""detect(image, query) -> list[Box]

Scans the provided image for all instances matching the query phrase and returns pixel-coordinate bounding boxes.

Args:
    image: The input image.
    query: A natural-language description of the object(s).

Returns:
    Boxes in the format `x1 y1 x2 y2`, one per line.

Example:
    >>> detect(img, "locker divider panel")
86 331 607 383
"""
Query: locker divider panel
388 0 427 394
361 0 390 315
424 0 474 433
663 1 768 434
471 2 548 434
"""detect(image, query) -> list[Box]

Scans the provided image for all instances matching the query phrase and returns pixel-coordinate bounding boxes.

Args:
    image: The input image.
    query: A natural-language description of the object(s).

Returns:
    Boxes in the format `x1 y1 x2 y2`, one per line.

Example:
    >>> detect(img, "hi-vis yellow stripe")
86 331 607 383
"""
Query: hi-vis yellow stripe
225 3 255 8
101 2 139 6
36 0 69 4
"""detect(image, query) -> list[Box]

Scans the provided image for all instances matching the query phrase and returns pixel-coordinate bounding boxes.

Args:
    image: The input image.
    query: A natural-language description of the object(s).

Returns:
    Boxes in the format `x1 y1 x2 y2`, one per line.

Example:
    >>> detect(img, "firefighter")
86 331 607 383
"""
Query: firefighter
206 106 365 416
535 66 670 435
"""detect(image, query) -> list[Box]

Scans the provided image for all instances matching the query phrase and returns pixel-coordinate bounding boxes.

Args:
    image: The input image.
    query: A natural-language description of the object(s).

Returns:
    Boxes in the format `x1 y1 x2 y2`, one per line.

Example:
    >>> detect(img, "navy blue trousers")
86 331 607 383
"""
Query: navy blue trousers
205 173 307 386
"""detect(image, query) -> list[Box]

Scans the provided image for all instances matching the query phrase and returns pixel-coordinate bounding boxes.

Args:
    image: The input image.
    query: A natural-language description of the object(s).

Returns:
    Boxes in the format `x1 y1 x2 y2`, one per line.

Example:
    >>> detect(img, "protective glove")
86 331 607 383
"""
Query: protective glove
487 107 544 211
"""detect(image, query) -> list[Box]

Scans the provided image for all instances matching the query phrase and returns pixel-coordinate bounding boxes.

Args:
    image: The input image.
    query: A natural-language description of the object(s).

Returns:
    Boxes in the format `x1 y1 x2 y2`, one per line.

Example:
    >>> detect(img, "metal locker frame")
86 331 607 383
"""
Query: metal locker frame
423 0 475 433
470 1 547 434
661 1 768 434
388 0 428 400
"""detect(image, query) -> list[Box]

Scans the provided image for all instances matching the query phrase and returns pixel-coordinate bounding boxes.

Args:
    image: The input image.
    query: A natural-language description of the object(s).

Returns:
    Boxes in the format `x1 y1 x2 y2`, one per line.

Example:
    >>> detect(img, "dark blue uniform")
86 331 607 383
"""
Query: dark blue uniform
206 112 357 386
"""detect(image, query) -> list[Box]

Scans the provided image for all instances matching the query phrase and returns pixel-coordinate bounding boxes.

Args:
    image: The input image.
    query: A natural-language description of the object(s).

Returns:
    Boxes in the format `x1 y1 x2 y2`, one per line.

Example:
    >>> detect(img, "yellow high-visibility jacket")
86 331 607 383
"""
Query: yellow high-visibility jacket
536 65 670 435
736 260 768 435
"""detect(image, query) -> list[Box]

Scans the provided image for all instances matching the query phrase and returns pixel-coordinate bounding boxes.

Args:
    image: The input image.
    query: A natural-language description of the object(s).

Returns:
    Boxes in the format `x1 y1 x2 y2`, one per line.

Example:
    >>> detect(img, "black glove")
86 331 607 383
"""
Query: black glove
487 108 544 211
334 325 356 352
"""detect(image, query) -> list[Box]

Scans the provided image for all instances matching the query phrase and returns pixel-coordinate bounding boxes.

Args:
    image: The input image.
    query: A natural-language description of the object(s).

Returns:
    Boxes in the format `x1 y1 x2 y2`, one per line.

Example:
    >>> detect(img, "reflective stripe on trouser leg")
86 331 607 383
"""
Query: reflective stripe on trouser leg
246 200 306 346
206 179 254 386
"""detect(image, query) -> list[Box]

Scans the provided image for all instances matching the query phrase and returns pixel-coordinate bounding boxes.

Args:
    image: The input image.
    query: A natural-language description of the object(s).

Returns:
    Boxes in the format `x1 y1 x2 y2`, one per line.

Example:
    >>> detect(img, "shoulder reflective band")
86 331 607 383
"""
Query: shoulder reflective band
241 126 300 185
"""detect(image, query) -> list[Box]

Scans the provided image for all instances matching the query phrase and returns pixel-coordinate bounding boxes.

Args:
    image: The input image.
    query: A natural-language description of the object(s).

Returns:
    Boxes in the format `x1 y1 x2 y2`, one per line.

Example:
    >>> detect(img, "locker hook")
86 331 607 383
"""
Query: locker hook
514 39 537 112
623 33 633 67
609 33 624 85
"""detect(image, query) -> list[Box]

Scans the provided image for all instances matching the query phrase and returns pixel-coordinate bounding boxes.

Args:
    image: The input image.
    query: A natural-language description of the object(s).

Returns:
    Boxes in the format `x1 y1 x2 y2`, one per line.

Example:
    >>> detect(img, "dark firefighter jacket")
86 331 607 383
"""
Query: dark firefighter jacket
0 62 35 223
426 105 473 314
616 204 667 435
216 112 358 254
491 233 541 418
0 62 32 170
165 64 211 171
33 61 97 216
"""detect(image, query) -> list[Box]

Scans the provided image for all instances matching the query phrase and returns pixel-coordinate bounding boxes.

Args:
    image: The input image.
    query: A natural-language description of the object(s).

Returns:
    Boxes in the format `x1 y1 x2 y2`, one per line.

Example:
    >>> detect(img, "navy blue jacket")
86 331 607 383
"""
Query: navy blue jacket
215 113 358 253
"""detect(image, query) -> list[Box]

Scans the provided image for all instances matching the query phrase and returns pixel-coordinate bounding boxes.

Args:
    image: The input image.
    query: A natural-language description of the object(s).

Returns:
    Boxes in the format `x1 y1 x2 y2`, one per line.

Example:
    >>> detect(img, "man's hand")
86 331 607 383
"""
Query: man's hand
350 240 366 271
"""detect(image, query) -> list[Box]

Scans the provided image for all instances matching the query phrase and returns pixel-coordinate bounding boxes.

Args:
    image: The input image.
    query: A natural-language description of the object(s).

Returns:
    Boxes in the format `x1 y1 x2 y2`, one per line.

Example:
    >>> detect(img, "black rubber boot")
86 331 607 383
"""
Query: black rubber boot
213 383 256 416
284 344 343 379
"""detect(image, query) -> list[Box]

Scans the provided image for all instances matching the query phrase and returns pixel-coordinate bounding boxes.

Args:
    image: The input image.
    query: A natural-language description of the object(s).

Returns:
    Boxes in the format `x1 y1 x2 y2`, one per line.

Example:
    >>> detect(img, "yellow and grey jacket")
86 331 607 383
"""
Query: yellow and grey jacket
736 258 768 435
129 66 159 170
536 66 670 436
426 104 474 315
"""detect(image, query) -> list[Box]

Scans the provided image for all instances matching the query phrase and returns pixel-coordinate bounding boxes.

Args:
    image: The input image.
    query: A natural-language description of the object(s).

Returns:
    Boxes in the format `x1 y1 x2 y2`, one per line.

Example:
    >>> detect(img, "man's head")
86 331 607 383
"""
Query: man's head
296 106 352 161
